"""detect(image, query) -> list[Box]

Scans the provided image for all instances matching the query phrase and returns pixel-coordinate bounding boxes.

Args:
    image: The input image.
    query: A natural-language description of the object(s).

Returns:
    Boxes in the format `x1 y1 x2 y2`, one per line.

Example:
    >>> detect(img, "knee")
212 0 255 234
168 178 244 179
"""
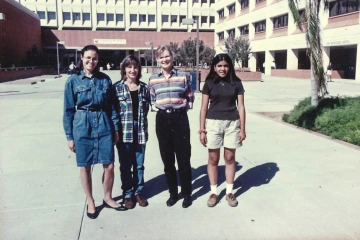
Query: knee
208 157 219 166
104 163 115 172
224 156 235 165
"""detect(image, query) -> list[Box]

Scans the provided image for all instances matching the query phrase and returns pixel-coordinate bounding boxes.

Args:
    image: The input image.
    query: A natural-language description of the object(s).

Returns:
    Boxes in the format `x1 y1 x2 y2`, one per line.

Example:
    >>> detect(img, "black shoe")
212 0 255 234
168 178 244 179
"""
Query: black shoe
87 206 99 219
166 195 178 207
103 200 127 211
182 196 192 208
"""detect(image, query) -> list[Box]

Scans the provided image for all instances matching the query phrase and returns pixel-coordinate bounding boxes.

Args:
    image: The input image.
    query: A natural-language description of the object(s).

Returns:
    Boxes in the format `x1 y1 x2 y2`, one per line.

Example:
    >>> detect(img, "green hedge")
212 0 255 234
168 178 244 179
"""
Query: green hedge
283 96 360 146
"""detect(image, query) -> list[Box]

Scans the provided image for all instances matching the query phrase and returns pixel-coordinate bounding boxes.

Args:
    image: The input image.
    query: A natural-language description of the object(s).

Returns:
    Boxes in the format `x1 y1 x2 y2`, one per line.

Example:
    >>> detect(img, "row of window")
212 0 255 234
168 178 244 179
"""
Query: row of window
217 0 266 18
329 0 359 17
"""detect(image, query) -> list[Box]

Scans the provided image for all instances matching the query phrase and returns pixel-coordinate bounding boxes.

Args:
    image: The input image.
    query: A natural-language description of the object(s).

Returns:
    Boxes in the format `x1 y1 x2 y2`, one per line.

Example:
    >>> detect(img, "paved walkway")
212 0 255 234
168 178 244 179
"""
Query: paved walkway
0 72 359 240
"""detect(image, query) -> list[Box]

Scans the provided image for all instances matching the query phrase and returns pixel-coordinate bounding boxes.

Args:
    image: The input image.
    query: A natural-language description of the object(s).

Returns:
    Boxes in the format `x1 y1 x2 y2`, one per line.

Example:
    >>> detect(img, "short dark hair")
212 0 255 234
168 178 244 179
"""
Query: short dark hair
75 45 100 74
120 55 142 83
205 53 241 84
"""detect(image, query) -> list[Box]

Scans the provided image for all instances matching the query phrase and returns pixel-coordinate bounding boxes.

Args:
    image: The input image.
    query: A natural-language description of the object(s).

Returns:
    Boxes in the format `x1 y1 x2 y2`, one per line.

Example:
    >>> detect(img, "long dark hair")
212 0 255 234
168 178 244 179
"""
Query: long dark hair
120 55 142 83
205 53 241 84
74 45 100 74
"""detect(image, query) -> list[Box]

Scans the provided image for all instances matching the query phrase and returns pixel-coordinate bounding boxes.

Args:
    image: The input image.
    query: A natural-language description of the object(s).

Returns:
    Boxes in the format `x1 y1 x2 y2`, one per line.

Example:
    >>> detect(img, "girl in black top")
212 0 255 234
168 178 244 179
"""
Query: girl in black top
199 53 246 207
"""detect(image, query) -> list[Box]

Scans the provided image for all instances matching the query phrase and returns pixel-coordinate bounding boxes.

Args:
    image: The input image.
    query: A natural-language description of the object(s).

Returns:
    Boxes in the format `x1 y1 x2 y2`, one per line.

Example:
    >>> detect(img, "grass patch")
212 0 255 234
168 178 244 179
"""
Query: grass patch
283 96 360 146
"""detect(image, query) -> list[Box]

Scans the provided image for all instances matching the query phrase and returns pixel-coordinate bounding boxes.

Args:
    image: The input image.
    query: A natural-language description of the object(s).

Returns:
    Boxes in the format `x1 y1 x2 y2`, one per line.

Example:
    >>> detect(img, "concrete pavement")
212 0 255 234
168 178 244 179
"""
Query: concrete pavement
0 72 360 240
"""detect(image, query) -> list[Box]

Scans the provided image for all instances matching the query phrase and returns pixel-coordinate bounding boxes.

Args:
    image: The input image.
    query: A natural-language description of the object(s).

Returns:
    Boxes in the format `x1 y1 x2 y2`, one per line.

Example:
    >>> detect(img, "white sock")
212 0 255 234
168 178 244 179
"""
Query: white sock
210 185 217 195
226 183 234 195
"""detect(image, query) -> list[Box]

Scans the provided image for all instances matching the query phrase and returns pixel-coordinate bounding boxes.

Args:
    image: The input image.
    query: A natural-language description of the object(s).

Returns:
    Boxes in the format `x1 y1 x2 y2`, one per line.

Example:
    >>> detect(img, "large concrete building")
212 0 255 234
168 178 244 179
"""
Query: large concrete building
213 0 360 81
13 0 216 69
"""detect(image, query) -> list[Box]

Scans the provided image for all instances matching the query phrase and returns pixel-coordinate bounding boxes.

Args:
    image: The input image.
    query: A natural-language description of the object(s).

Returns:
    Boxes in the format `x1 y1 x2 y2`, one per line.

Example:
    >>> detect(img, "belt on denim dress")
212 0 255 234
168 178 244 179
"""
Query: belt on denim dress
77 106 107 112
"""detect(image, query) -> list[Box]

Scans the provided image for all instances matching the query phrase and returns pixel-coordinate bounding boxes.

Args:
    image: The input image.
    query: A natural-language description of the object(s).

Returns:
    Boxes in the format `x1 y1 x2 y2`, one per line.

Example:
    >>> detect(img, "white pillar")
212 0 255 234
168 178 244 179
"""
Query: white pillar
249 52 257 72
287 49 298 70
356 44 360 82
265 50 275 75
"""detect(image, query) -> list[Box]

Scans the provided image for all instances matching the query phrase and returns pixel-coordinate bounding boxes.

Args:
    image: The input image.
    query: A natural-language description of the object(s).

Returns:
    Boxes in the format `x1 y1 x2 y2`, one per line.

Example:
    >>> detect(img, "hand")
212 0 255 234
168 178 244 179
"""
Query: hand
238 130 246 143
68 140 75 153
200 133 207 147
113 131 119 145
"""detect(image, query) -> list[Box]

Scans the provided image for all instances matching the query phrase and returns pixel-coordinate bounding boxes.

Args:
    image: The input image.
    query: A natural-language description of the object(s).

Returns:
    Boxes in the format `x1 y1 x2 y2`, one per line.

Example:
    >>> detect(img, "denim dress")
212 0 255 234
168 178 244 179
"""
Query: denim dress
63 71 119 167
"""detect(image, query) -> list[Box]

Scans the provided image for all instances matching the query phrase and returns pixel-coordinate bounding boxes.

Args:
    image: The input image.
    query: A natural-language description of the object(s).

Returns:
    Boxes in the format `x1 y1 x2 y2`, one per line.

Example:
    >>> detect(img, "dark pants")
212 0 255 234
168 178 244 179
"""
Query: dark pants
156 110 192 197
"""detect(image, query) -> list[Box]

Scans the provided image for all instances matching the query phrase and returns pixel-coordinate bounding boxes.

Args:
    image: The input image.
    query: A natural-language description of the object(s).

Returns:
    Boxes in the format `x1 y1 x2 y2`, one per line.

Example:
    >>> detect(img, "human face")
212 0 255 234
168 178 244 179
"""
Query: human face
214 60 230 78
81 50 98 74
157 50 173 71
125 64 139 81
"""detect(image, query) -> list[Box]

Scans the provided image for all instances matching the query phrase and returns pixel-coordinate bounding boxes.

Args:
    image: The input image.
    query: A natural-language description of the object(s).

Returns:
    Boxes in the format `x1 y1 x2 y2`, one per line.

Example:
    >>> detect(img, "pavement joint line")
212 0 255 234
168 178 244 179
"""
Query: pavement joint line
255 112 360 151
0 203 85 213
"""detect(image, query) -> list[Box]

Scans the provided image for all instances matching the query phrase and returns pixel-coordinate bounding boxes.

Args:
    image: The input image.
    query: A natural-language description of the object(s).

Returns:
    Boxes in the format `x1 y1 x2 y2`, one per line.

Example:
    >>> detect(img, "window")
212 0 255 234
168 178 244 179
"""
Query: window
130 14 137 23
273 14 288 28
149 14 155 22
256 0 264 3
47 12 56 20
240 0 249 9
193 15 199 21
218 9 224 18
201 0 207 3
298 9 306 22
255 20 266 32
37 11 45 19
83 13 90 21
179 15 186 23
217 31 224 40
210 0 215 3
63 12 71 21
329 0 359 17
210 16 215 23
97 13 105 23
139 14 146 23
171 15 177 23
162 0 168 2
107 13 114 23
180 0 186 2
193 0 199 2
116 14 123 22
162 15 169 23
227 28 235 38
171 0 177 2
73 12 80 21
228 4 235 14
201 16 207 23
240 25 249 35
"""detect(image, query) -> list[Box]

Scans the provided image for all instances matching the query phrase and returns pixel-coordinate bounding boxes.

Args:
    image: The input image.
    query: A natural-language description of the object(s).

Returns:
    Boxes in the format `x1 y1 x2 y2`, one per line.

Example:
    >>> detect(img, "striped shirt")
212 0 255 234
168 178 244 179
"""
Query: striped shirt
149 68 194 110
113 80 151 144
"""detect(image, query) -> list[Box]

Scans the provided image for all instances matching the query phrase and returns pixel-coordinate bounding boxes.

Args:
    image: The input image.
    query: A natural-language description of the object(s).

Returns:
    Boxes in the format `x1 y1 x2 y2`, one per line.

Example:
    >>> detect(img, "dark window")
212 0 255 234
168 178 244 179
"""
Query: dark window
171 0 177 2
63 12 70 21
273 14 288 28
240 0 249 8
255 20 266 32
298 9 306 22
130 14 137 23
171 15 177 23
218 9 224 18
83 13 91 21
210 0 215 3
201 0 207 3
228 4 235 14
180 15 186 23
162 0 169 2
107 14 114 23
116 14 123 22
210 16 215 23
218 31 224 40
180 0 186 2
37 11 45 19
73 12 80 21
48 12 56 20
240 25 249 35
193 15 199 21
201 16 207 23
256 0 264 3
227 28 235 38
330 0 359 17
149 14 155 22
139 14 146 22
97 13 105 22
162 15 169 23
193 0 199 3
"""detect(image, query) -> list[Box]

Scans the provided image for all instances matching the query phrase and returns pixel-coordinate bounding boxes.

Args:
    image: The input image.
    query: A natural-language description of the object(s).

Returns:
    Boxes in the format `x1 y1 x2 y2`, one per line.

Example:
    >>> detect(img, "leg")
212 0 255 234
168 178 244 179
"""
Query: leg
224 147 236 184
102 163 120 208
207 149 220 185
80 166 95 213
133 143 146 196
116 142 134 199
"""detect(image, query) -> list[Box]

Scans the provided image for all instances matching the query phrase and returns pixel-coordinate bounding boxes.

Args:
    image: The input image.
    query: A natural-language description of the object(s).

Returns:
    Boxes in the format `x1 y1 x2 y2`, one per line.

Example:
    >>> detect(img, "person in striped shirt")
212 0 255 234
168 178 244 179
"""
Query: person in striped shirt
149 44 194 208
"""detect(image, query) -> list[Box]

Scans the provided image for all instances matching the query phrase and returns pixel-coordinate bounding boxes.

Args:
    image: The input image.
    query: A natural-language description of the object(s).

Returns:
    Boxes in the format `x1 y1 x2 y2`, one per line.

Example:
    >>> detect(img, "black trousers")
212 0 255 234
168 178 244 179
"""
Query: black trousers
156 110 192 196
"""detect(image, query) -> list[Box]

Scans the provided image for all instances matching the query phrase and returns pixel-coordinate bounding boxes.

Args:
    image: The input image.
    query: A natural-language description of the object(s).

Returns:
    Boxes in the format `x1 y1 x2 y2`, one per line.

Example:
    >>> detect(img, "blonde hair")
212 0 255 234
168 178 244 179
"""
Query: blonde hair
155 44 175 59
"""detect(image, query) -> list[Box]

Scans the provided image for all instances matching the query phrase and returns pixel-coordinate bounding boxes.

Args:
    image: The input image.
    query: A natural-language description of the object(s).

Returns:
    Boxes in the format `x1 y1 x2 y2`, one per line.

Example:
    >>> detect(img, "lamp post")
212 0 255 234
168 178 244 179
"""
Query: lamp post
57 41 65 77
182 18 200 92
145 41 154 74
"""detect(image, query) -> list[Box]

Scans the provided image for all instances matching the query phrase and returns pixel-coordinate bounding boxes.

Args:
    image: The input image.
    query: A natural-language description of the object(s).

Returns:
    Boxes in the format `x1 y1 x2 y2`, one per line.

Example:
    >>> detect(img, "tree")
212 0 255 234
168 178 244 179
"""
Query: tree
178 37 205 68
143 49 156 67
288 0 328 107
224 37 252 69
200 46 216 66
21 45 48 66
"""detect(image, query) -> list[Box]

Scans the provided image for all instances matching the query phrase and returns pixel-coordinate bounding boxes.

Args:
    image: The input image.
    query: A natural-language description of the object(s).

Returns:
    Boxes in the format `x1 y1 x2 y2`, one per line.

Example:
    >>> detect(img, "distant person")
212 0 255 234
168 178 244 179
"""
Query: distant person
107 62 111 70
69 62 75 75
271 60 276 69
113 55 151 209
327 62 333 82
63 45 124 220
149 44 194 208
199 53 246 207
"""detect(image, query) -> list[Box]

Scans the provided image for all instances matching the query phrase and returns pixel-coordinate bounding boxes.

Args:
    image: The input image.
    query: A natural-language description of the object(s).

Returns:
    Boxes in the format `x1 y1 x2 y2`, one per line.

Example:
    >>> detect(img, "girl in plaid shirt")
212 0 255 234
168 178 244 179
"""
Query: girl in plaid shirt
113 55 151 209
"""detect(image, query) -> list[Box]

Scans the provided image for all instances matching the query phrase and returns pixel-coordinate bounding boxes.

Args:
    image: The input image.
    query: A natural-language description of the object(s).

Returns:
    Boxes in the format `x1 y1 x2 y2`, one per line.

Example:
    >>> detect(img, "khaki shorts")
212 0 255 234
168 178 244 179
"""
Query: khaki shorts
206 119 242 149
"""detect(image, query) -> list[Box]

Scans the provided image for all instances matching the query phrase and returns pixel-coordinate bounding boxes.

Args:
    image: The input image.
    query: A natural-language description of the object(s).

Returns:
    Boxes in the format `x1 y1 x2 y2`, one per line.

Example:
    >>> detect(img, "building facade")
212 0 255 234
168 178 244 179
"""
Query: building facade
14 0 216 69
213 0 360 81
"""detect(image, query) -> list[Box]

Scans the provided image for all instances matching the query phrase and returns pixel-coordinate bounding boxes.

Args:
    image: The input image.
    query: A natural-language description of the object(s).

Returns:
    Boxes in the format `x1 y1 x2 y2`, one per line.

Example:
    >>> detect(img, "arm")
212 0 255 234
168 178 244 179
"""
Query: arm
186 74 194 109
148 77 157 111
199 94 209 147
111 84 120 145
63 78 76 152
237 94 246 143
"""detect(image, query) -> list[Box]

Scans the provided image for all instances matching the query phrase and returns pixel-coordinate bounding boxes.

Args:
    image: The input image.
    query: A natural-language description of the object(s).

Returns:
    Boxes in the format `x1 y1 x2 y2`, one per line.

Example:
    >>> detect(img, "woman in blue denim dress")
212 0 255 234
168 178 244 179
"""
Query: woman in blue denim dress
63 45 124 219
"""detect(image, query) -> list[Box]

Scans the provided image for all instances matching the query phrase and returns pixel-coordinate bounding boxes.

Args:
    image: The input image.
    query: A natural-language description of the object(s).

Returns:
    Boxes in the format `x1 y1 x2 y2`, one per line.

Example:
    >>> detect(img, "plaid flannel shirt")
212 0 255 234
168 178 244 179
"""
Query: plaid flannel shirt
113 80 151 144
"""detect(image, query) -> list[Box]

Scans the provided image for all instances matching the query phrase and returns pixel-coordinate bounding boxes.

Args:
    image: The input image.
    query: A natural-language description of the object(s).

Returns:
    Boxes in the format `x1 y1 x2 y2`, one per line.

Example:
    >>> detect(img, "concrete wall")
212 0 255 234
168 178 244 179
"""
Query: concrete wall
0 68 54 83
